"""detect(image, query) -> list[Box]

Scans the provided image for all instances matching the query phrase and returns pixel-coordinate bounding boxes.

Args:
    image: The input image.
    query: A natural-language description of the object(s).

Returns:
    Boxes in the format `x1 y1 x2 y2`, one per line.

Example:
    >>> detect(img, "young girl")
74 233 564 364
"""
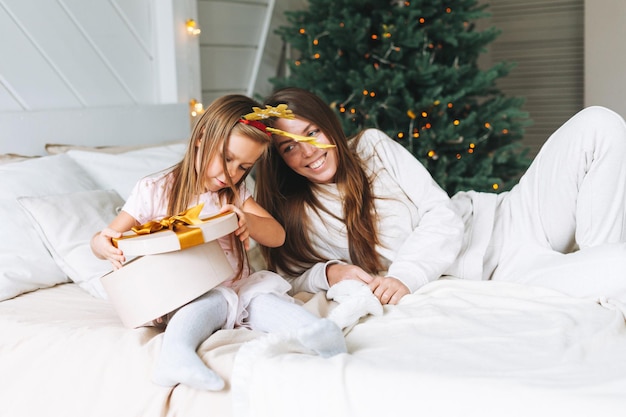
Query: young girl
255 87 626 305
91 95 346 392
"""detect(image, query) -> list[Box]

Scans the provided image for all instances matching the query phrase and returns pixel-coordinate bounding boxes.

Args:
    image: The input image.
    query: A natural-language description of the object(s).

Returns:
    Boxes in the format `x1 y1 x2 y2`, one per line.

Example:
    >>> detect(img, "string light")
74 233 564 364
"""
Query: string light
492 183 499 190
189 99 204 117
186 19 201 36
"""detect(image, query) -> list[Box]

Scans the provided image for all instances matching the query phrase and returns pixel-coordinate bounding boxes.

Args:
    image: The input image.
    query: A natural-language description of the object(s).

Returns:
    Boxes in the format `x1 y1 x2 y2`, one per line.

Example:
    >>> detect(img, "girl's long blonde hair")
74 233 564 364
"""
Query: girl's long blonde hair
167 94 271 279
255 87 382 276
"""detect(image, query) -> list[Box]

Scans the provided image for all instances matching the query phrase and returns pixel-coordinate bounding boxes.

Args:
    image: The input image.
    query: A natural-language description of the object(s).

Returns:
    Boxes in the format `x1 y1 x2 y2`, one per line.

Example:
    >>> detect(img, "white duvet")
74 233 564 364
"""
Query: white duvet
2 279 625 417
232 279 626 417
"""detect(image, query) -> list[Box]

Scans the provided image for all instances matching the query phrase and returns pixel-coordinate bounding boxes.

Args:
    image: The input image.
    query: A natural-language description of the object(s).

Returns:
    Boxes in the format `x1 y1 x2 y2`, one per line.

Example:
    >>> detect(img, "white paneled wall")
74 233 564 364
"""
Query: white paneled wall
0 0 199 155
0 0 158 109
197 0 276 104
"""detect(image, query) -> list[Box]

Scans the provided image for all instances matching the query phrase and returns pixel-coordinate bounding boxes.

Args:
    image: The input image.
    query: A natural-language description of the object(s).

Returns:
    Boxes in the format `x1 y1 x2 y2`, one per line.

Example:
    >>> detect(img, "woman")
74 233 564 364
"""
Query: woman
255 87 626 305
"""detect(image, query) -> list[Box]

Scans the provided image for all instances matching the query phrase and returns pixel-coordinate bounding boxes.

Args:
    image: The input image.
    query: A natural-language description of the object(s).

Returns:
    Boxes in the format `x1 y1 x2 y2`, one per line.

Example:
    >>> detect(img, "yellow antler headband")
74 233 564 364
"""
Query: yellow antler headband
239 105 335 149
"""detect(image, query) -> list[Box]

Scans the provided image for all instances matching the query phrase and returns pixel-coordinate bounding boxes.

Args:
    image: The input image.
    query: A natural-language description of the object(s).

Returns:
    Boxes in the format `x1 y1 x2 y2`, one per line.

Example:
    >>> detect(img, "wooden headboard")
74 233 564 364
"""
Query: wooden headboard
0 104 190 156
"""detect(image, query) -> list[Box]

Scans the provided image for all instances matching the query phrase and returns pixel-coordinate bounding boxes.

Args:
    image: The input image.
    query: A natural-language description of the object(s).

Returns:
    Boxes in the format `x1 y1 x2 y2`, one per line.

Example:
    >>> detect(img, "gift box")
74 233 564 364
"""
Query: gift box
101 208 238 328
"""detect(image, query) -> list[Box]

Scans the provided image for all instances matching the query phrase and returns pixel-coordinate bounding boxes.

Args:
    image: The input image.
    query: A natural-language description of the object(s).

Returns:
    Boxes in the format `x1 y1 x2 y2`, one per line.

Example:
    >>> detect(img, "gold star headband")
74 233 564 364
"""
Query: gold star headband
239 104 335 149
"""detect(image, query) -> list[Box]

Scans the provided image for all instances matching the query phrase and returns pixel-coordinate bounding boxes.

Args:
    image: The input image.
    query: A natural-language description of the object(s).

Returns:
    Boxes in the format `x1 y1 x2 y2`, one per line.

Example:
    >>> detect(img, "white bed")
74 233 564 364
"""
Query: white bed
2 140 626 417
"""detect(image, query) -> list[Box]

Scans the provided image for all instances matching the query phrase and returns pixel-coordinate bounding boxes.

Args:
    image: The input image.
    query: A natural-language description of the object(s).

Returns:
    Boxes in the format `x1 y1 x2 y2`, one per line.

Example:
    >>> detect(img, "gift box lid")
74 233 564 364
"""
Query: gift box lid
101 240 234 328
114 206 238 256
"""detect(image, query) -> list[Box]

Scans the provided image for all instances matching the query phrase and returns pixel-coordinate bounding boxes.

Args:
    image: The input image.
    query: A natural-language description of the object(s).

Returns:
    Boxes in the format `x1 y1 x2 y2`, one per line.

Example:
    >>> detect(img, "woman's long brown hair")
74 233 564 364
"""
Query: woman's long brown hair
255 87 382 276
166 94 271 280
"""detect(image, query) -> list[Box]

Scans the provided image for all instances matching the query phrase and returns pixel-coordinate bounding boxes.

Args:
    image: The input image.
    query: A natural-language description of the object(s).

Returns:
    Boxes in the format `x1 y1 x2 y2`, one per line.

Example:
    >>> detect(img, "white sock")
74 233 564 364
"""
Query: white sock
246 293 347 357
326 280 383 329
152 290 228 391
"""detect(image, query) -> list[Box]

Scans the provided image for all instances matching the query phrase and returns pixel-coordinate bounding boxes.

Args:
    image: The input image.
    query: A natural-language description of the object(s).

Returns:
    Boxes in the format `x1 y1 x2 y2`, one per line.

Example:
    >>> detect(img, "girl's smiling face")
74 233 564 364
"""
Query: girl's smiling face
272 117 338 184
198 132 265 192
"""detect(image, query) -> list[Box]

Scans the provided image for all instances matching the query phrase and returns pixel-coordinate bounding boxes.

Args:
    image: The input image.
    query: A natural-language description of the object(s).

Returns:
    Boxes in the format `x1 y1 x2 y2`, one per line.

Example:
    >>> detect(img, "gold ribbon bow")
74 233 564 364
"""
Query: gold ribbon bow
115 204 207 250
241 104 336 150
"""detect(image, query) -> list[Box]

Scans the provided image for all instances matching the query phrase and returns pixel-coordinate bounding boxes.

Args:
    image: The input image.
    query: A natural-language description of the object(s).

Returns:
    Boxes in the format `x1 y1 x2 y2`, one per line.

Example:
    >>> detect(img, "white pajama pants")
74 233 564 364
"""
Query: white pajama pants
488 106 626 301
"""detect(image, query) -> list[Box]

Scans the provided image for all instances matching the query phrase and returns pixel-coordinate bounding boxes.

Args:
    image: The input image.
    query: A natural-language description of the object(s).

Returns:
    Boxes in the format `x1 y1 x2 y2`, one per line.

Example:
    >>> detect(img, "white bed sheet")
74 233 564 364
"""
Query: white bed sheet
3 278 626 417
232 279 626 417
0 283 257 417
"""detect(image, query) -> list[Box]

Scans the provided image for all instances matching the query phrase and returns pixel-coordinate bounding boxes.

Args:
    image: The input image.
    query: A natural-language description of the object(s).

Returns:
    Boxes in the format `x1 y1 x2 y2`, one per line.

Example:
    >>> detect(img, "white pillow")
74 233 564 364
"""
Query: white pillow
66 143 186 199
18 189 124 299
0 154 99 300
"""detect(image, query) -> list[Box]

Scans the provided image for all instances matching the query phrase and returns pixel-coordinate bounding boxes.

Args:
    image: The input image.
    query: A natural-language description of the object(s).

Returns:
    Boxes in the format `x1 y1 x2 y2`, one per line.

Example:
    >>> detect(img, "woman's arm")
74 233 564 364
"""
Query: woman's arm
363 129 465 292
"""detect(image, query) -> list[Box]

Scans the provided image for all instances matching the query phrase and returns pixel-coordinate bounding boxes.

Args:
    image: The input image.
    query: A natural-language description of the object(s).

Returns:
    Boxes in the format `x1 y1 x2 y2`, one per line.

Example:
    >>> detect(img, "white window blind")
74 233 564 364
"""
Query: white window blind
480 0 584 156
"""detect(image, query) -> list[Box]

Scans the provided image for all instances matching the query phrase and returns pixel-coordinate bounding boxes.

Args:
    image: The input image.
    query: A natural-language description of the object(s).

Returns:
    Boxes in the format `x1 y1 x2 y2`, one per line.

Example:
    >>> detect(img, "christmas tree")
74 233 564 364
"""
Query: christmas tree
270 0 532 195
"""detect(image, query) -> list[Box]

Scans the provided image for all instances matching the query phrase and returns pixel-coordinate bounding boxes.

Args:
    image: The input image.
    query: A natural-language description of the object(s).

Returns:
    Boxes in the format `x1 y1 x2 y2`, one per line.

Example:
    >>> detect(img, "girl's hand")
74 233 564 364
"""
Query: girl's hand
221 204 250 250
90 228 125 270
326 263 374 286
368 276 410 305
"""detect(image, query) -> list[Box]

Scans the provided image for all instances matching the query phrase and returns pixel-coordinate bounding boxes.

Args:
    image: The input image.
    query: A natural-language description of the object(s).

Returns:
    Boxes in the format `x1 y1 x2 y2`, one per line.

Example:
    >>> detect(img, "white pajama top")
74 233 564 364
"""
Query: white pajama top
284 129 465 294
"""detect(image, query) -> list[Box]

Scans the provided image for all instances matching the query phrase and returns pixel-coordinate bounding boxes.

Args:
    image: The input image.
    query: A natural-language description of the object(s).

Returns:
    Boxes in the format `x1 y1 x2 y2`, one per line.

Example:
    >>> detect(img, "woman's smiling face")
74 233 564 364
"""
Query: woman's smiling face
272 117 338 184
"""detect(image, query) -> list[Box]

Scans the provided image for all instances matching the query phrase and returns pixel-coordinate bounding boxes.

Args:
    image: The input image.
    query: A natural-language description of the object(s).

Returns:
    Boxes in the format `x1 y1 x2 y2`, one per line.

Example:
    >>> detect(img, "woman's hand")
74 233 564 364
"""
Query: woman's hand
90 228 125 270
368 276 410 305
326 263 374 286
221 204 250 250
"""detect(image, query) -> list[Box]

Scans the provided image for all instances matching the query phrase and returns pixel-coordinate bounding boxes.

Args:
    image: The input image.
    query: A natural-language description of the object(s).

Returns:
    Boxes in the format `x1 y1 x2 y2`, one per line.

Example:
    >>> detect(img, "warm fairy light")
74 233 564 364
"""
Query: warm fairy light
186 19 201 36
492 183 499 190
370 91 376 97
363 90 369 95
295 60 301 66
373 62 380 69
434 100 441 106
314 53 320 59
456 153 461 159
339 107 346 113
425 123 432 129
299 28 306 34
419 17 425 24
340 22 345 27
384 32 392 38
371 34 378 40
427 150 437 159
447 102 453 108
484 122 492 128
421 111 428 117
397 132 404 139
350 108 356 114
469 143 476 149
189 99 204 117
413 132 420 138
407 110 416 119
502 129 509 134
446 7 452 13
313 39 319 45
453 119 460 126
